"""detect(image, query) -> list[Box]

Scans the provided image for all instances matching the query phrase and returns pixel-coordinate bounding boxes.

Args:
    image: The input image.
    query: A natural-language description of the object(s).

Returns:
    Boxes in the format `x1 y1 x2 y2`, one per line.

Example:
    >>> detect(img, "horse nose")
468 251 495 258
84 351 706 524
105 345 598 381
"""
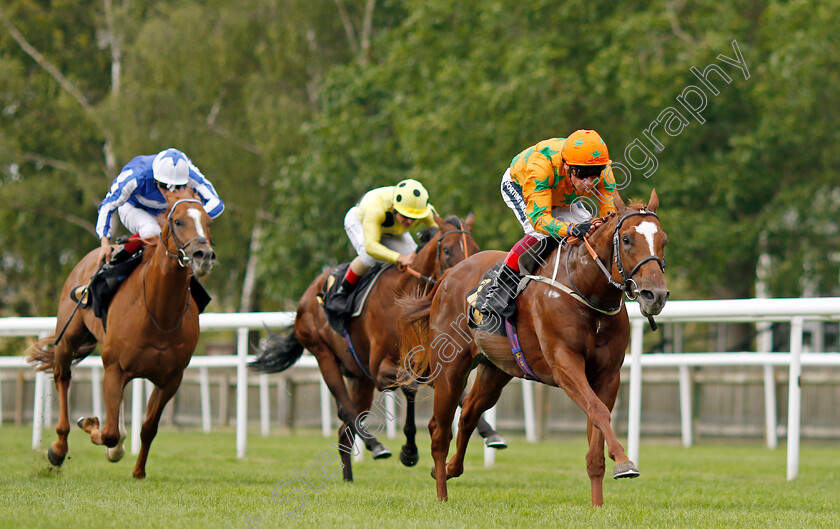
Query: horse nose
638 287 669 315
191 248 217 269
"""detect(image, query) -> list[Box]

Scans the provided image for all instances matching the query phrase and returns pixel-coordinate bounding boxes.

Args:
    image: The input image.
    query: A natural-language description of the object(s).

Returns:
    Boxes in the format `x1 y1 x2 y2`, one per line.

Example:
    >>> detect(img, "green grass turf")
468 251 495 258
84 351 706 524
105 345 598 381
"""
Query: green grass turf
0 425 838 528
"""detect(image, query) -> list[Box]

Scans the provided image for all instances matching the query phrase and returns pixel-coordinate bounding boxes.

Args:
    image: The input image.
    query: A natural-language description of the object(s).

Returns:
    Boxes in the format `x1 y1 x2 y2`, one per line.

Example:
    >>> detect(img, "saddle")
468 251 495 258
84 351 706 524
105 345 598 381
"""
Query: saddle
69 249 212 332
466 239 560 336
318 262 389 334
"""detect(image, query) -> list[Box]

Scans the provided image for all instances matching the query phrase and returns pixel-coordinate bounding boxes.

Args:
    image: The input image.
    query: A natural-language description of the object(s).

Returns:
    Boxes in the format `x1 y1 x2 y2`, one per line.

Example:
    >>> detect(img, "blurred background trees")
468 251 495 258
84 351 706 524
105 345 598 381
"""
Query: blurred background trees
0 0 837 316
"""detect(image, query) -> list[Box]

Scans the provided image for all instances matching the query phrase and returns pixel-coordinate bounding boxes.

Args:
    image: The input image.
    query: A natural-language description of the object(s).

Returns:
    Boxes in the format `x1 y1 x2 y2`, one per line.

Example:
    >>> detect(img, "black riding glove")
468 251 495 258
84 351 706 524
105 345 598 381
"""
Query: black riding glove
569 221 593 238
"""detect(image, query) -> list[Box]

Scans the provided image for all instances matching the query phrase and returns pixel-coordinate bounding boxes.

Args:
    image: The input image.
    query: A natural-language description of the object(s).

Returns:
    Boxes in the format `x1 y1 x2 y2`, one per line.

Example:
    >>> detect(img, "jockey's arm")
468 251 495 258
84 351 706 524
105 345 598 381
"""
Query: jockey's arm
361 211 401 264
188 165 225 218
594 165 618 217
521 157 571 238
95 172 138 242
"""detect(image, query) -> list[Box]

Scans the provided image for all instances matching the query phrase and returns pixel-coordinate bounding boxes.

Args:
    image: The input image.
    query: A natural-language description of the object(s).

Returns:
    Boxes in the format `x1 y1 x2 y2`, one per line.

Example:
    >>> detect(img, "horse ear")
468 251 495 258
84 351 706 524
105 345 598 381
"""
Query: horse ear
612 191 626 211
647 188 659 213
433 213 447 228
465 211 475 231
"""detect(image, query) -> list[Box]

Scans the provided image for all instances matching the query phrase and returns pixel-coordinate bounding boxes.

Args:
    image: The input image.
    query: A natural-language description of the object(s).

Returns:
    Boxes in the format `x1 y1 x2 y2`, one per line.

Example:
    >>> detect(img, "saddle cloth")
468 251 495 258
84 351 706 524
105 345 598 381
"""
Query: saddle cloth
318 262 390 334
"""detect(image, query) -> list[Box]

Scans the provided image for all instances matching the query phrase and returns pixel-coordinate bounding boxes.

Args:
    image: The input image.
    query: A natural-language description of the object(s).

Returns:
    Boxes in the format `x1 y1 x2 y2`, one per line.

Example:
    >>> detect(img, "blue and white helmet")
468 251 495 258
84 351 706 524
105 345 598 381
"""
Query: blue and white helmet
152 148 190 187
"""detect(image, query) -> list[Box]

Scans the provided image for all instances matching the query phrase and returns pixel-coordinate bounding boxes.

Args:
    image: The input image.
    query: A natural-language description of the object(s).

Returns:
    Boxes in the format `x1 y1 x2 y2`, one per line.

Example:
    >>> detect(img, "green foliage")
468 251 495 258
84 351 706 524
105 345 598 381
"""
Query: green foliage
1 0 839 315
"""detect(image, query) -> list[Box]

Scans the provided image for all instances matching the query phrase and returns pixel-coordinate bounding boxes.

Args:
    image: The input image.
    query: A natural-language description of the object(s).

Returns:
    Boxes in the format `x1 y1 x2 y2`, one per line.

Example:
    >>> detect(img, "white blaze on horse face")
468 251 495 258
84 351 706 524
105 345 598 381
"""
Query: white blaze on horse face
187 208 206 239
634 221 658 255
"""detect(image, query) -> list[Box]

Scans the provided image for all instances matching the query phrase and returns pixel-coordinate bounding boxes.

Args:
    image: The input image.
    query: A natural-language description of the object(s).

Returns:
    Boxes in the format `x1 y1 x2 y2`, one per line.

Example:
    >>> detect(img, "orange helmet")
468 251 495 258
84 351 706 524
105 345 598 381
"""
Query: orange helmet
561 129 612 166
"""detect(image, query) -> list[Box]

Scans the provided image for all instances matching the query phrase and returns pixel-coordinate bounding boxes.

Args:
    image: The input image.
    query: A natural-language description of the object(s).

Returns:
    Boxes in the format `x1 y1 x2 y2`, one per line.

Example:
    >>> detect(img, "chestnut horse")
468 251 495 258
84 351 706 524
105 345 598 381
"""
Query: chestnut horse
399 190 669 506
252 214 503 481
28 189 217 478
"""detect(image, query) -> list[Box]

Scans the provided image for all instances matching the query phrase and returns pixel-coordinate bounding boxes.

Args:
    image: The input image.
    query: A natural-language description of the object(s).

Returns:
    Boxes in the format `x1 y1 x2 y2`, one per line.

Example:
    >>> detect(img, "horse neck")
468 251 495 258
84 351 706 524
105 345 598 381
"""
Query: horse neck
143 236 192 322
411 231 442 278
390 229 443 293
561 218 624 309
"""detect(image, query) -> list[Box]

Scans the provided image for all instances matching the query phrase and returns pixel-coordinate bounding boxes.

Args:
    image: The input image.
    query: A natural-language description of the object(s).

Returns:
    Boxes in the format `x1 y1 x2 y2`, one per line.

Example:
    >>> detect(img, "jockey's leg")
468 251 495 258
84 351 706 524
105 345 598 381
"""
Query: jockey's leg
111 204 161 263
475 234 541 315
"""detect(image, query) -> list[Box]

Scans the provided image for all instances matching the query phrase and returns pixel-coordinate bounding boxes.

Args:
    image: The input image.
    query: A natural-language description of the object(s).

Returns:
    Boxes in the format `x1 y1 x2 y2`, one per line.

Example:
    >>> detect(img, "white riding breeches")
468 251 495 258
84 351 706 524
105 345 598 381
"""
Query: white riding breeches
117 203 162 239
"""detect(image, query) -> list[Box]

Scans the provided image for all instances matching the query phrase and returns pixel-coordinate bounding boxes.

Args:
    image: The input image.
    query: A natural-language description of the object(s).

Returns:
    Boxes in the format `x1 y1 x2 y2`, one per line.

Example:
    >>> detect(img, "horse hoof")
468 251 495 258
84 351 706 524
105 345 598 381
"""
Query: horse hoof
371 444 392 460
47 446 65 467
399 445 419 467
106 445 125 462
613 460 640 479
484 434 508 449
76 416 99 432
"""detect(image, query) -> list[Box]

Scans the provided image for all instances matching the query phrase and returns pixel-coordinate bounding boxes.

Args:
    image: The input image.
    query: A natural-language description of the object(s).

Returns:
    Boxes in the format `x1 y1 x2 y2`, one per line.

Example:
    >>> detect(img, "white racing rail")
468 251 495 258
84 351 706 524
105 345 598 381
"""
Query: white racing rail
3 297 840 479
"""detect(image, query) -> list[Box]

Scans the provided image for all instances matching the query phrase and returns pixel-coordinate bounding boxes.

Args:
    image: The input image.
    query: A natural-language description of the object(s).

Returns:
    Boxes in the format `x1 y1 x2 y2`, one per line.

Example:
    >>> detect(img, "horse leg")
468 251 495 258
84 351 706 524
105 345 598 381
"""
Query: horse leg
106 401 127 462
80 363 126 449
48 357 73 466
429 356 471 502
399 386 419 467
347 375 391 459
133 376 181 479
587 367 633 505
309 345 388 482
371 357 418 467
550 348 633 506
447 364 512 479
461 390 508 449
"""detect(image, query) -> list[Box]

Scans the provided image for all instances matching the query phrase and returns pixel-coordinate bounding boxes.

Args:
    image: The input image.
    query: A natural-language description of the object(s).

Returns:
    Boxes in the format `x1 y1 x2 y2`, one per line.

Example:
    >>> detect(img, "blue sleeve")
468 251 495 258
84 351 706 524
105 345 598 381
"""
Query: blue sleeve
95 170 138 239
187 164 224 218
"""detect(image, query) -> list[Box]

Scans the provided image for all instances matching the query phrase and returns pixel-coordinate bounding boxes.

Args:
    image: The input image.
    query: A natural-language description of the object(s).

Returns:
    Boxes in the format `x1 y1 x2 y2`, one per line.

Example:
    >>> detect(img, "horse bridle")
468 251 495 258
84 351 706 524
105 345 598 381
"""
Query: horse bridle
162 199 213 268
401 222 472 285
435 220 472 278
567 209 666 308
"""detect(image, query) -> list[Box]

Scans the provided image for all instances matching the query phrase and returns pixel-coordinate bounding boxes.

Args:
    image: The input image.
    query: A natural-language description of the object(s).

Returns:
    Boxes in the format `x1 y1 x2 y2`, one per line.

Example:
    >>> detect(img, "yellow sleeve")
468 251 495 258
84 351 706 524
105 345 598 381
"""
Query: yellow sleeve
418 205 439 230
361 206 401 264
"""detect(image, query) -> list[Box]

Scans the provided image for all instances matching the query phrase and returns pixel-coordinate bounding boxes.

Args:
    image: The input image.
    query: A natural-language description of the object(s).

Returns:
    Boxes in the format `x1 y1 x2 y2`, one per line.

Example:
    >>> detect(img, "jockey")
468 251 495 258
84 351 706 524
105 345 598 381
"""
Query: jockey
474 129 618 315
95 148 224 266
324 179 438 313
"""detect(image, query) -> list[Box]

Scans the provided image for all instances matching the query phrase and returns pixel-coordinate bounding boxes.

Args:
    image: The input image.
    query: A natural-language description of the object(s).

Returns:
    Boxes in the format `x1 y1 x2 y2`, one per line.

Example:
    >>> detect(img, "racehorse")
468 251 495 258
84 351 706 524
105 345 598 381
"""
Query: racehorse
27 189 217 478
251 213 505 481
399 190 668 506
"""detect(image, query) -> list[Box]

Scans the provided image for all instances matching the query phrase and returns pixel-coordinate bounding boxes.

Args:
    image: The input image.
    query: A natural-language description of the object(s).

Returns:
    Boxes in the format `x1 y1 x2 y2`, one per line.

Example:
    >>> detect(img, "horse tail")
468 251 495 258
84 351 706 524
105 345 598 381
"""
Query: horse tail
249 327 305 374
26 336 96 372
26 336 57 372
397 283 439 386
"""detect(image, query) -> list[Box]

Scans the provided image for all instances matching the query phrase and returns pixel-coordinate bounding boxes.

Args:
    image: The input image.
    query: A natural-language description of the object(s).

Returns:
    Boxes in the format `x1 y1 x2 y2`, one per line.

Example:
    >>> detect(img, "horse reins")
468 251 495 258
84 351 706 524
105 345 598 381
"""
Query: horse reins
399 222 472 285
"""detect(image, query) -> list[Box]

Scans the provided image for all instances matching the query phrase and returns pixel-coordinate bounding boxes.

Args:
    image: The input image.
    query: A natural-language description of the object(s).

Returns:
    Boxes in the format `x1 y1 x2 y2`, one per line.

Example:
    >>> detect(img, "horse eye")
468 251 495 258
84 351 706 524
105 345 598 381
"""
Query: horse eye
443 247 451 256
173 219 183 227
622 235 630 244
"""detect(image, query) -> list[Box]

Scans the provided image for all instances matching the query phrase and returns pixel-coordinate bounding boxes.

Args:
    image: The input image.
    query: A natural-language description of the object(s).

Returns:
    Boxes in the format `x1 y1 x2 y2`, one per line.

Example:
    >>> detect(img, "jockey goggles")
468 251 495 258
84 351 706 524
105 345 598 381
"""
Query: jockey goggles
570 164 606 180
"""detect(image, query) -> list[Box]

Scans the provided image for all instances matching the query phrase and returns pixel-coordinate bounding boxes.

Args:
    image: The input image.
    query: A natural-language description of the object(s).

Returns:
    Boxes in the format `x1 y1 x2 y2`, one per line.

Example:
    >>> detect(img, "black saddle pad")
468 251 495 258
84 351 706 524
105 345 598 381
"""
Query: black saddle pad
87 253 145 330
74 252 212 332
466 263 513 337
319 262 389 334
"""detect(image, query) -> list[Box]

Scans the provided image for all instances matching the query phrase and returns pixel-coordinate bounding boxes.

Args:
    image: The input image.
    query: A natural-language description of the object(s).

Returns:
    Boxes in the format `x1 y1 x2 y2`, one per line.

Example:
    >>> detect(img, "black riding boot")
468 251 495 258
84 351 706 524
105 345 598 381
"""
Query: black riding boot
475 264 521 316
325 278 357 314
